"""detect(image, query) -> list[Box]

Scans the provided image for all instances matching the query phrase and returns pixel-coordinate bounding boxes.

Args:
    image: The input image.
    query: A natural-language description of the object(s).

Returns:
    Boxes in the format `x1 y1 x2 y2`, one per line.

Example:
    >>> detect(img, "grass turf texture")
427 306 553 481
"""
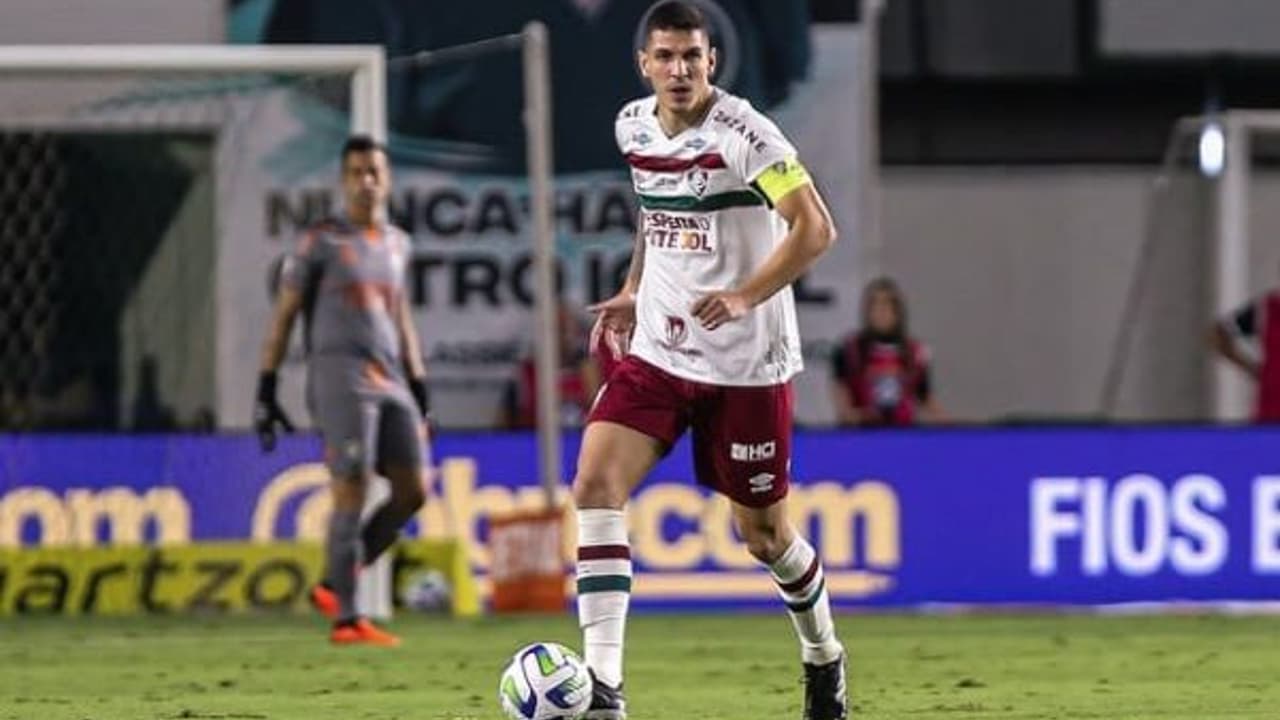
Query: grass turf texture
0 613 1275 719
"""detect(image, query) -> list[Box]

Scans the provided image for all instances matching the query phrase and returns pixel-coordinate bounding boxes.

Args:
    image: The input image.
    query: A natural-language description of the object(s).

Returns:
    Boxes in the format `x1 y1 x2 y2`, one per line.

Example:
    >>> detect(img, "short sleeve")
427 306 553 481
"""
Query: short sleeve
724 103 800 186
279 229 322 293
615 98 648 156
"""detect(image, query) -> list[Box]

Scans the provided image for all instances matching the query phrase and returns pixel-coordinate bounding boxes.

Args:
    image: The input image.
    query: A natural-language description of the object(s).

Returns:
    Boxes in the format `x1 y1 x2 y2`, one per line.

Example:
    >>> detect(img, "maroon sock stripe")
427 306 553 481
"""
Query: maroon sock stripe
778 556 821 594
578 544 631 561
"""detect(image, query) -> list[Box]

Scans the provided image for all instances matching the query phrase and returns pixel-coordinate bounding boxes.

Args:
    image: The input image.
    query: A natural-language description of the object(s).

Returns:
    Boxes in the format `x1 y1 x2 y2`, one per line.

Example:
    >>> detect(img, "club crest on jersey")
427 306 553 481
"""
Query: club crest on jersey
687 169 710 197
657 314 702 357
684 137 708 151
665 315 688 347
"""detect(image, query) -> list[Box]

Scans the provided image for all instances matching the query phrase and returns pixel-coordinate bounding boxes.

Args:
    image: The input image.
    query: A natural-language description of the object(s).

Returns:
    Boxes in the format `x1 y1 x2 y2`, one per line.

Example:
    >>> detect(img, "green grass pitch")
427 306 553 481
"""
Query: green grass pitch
0 612 1276 719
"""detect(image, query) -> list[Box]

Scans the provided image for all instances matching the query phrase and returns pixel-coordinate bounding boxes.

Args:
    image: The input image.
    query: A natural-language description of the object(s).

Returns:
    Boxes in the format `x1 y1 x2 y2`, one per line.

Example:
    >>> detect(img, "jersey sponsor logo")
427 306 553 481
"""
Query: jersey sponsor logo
712 109 768 154
647 227 714 253
630 130 653 147
643 211 715 254
731 440 777 462
748 472 776 495
644 174 681 191
646 212 712 231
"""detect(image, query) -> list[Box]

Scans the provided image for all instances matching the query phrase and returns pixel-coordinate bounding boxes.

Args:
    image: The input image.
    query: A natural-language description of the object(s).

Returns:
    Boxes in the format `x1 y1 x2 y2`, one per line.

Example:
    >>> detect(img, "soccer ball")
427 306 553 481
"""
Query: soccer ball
498 642 593 720
398 569 451 612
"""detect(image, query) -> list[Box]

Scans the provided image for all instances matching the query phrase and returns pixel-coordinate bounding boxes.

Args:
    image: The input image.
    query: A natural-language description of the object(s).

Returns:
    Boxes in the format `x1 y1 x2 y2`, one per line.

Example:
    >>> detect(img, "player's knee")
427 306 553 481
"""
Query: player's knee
572 468 627 509
330 473 368 512
741 520 790 564
395 482 426 514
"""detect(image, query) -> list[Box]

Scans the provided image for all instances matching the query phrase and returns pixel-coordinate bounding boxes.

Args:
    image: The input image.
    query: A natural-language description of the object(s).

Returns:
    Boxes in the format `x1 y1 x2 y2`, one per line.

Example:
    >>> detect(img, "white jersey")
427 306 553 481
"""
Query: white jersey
616 88 804 386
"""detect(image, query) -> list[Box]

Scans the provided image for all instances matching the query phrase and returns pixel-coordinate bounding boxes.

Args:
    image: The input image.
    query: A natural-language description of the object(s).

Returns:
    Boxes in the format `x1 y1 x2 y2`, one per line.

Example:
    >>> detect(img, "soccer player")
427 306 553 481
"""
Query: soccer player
577 2 846 718
255 135 430 647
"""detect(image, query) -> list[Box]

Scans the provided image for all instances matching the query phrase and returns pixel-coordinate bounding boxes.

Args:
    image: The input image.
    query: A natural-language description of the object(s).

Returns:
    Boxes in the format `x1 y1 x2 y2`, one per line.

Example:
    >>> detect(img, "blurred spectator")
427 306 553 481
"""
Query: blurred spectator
830 277 943 427
499 302 604 429
1210 291 1280 422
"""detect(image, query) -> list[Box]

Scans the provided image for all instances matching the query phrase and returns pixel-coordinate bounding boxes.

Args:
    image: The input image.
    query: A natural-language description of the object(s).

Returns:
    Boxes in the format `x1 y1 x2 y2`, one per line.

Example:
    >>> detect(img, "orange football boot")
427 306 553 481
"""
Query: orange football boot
309 583 339 620
330 618 401 647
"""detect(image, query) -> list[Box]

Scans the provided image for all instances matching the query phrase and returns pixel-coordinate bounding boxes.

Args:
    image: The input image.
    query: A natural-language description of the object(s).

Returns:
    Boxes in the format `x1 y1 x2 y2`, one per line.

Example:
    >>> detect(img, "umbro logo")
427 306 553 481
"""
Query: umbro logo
748 472 776 494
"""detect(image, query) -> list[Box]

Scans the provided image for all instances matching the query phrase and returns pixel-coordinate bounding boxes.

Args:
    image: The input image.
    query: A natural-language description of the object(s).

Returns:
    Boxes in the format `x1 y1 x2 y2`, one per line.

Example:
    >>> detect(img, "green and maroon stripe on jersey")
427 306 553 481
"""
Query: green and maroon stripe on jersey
637 190 765 213
626 152 727 172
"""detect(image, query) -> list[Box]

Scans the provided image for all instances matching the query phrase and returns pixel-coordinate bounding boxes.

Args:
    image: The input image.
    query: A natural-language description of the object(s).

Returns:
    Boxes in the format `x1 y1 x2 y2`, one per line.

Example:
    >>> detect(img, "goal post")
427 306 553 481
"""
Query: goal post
0 44 387 137
0 32 562 615
0 43 396 616
1100 109 1280 423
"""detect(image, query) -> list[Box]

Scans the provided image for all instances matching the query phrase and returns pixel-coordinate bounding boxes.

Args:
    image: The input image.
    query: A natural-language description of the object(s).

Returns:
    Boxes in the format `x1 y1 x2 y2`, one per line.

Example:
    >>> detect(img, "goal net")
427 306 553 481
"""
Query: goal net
0 37 565 499
0 37 564 617
0 45 386 433
1101 111 1280 422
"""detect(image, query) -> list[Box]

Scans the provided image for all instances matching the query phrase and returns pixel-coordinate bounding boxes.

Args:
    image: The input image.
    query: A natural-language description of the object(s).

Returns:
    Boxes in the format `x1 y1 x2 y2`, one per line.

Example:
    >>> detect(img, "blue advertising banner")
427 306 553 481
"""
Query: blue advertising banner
2 428 1279 609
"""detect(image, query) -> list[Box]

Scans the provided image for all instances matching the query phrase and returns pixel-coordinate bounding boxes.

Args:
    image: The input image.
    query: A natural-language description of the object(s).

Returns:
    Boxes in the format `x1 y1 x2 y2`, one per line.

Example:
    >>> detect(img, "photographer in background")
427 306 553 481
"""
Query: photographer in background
831 277 943 427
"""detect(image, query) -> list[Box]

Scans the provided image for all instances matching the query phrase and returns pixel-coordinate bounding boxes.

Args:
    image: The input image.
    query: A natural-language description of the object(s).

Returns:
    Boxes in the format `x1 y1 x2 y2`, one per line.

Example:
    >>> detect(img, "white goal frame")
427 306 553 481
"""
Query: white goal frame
0 44 387 137
0 43 396 615
1103 110 1280 423
1186 110 1273 421
0 34 560 616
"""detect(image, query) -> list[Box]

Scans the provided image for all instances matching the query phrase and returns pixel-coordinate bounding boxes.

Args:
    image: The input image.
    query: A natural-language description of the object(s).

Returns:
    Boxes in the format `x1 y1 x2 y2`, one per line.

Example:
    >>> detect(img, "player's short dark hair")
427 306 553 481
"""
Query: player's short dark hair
341 135 387 164
644 1 706 39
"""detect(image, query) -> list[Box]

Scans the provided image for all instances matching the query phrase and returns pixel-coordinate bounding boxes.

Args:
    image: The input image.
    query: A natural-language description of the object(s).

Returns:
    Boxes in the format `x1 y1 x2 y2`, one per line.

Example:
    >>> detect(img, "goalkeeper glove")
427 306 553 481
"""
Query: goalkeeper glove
408 376 431 419
254 371 294 452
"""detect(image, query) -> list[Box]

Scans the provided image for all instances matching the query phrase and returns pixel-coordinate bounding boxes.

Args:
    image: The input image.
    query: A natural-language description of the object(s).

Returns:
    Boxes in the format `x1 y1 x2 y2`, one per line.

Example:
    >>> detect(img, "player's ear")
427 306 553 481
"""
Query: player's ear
707 45 717 79
636 48 649 81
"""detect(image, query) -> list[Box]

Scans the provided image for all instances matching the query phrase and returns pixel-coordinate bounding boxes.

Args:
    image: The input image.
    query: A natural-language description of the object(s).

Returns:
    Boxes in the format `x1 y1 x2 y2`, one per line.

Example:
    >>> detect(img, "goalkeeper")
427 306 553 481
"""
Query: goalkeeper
255 136 431 647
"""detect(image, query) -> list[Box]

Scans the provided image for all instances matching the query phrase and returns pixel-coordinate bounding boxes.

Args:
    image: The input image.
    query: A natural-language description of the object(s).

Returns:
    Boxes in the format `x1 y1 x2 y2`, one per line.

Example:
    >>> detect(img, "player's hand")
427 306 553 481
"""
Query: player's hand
408 376 431 419
254 371 294 452
589 312 631 361
587 291 637 334
691 290 751 331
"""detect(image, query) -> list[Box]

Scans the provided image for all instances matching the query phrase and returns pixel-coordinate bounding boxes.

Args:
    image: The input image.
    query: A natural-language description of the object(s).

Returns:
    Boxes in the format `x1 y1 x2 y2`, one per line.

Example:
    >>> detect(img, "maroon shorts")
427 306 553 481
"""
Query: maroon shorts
587 354 792 507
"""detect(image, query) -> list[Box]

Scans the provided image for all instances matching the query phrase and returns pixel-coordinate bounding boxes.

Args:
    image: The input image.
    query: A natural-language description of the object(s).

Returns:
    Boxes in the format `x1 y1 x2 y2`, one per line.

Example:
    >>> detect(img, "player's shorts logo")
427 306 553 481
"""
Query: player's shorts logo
747 472 776 494
731 440 777 462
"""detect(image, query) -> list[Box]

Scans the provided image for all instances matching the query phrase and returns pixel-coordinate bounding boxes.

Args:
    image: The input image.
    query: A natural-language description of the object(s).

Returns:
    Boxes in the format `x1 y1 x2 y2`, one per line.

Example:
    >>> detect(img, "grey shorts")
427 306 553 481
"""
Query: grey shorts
308 357 426 478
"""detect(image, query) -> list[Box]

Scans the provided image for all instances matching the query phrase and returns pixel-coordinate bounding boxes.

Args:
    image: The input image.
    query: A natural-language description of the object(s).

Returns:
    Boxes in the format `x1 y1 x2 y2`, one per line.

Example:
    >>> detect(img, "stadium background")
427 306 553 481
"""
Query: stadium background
3 1 1280 718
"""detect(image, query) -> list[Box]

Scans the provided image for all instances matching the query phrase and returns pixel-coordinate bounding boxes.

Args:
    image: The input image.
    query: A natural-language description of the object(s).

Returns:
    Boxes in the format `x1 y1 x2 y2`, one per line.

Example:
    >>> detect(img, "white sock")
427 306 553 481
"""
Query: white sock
769 535 843 665
576 508 630 688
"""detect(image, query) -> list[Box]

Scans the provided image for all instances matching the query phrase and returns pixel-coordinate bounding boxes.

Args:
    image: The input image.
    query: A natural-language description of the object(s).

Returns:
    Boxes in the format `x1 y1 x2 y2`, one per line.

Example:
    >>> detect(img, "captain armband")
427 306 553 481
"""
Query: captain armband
752 156 812 206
